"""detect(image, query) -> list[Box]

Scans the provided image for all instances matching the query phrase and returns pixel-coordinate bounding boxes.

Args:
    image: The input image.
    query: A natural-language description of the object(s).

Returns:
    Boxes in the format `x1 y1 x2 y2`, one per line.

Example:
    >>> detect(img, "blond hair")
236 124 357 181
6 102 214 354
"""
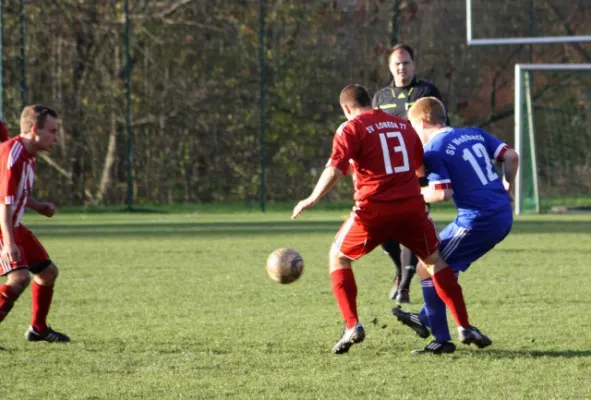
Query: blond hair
407 97 447 125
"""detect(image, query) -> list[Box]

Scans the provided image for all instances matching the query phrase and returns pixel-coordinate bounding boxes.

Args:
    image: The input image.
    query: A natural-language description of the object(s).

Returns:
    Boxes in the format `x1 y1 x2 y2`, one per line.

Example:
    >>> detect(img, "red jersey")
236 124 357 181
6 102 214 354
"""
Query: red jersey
0 137 35 227
327 109 423 203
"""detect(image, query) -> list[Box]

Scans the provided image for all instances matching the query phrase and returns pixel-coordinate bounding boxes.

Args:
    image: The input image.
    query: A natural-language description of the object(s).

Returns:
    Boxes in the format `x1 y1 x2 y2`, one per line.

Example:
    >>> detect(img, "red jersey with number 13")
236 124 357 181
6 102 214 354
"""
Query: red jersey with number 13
327 109 423 203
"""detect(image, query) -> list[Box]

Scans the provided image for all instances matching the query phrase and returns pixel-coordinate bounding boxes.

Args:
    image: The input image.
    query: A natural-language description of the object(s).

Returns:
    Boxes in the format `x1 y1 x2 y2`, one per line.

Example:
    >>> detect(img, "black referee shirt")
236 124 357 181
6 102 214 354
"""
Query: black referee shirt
372 76 446 121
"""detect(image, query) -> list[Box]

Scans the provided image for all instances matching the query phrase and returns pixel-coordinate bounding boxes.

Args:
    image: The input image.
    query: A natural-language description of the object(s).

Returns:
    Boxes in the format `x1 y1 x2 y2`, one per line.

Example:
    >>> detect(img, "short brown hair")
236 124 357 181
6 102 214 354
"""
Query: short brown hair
20 105 58 134
388 44 415 62
339 84 372 108
408 97 447 125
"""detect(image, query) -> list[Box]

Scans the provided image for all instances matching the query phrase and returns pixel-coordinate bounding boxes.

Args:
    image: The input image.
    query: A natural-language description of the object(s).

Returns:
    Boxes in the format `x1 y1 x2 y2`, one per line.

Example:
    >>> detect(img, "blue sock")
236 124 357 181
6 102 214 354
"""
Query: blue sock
419 306 430 327
421 277 452 342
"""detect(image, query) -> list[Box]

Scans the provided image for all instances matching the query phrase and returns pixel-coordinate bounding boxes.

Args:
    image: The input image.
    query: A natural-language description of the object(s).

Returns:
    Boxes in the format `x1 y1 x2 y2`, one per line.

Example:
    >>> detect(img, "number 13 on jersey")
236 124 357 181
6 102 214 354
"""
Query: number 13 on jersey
379 132 410 174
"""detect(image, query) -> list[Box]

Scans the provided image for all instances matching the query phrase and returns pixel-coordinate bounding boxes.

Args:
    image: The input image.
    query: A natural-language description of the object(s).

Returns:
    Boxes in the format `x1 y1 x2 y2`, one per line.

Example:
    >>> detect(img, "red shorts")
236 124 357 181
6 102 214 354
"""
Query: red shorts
333 197 440 261
0 225 50 276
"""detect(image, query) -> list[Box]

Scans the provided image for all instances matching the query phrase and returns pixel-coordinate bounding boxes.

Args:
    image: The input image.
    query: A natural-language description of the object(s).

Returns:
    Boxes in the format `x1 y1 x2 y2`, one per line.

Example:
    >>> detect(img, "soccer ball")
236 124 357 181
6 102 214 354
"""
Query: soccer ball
266 248 304 284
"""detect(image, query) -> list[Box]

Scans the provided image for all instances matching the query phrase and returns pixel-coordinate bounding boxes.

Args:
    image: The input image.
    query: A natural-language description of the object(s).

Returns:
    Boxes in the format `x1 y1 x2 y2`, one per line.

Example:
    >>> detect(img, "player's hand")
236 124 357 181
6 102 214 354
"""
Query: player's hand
291 198 315 220
1 241 20 265
503 180 514 202
38 202 56 218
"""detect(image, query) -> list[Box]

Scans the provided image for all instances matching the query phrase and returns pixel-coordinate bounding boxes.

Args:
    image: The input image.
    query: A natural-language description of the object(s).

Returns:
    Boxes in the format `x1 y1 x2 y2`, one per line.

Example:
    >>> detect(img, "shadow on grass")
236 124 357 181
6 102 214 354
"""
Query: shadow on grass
24 218 591 238
483 348 591 359
28 220 343 238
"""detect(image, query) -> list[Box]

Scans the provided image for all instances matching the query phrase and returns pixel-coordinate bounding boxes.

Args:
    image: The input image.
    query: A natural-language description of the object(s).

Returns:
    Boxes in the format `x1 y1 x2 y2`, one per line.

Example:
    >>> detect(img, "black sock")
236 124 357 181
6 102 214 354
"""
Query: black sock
381 238 401 279
399 246 417 291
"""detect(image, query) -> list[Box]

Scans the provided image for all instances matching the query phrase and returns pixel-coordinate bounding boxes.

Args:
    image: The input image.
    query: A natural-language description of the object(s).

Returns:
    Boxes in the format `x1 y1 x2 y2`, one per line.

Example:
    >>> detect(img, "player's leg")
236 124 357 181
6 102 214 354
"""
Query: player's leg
438 221 512 348
396 245 417 303
393 263 455 354
397 203 431 303
0 230 31 326
380 238 402 300
329 212 381 354
20 227 69 343
392 201 473 333
0 268 30 324
329 248 365 354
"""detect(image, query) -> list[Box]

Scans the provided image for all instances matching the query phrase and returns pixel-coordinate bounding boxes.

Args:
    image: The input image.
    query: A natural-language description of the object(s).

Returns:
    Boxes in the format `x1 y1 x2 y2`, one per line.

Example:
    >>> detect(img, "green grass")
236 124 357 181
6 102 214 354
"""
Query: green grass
1 208 591 399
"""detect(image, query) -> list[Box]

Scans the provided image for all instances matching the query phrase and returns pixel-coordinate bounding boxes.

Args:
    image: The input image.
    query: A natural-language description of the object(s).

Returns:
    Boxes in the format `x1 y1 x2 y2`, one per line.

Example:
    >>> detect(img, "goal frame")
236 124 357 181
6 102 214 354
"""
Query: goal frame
466 0 591 46
514 63 591 214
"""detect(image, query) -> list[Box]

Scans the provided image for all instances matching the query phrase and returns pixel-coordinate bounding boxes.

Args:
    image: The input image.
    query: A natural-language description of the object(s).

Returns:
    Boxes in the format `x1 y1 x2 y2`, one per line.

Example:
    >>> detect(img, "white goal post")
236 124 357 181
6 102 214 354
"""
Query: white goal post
514 63 591 215
466 0 591 46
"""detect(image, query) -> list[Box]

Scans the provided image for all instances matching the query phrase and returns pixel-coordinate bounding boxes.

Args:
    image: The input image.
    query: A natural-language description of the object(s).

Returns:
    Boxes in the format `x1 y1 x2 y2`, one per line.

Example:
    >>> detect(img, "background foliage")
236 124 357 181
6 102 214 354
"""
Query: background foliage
0 0 589 205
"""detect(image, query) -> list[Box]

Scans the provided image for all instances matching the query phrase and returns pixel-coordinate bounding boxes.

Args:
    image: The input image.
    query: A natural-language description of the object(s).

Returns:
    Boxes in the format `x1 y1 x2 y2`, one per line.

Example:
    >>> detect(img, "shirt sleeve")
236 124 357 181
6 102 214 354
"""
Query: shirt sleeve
0 143 22 204
425 83 443 101
479 128 509 161
424 146 451 190
326 121 360 176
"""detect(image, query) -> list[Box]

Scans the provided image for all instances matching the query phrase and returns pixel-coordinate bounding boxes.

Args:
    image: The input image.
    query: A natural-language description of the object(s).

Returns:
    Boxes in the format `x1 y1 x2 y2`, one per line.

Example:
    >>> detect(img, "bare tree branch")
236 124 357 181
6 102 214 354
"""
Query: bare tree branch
545 0 591 62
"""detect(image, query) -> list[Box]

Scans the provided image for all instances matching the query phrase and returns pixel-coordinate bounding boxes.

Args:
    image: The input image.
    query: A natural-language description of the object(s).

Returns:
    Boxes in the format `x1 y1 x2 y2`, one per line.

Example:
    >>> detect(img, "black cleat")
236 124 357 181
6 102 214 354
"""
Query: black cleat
392 307 430 339
332 323 365 354
25 326 71 343
411 340 456 355
458 326 492 348
389 276 400 300
395 289 410 304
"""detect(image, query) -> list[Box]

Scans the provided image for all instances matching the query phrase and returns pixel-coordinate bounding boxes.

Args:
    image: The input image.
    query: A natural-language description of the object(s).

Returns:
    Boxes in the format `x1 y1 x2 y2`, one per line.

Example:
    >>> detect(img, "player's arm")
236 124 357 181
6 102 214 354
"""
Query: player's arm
292 122 356 219
420 147 452 203
291 166 344 219
0 204 19 263
27 196 56 217
421 186 452 203
483 129 519 200
499 148 519 201
308 167 344 202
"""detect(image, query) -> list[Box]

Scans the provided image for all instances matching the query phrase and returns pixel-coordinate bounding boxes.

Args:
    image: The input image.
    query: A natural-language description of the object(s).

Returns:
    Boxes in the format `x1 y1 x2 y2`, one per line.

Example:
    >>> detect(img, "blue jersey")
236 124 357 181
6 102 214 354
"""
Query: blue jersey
423 127 512 229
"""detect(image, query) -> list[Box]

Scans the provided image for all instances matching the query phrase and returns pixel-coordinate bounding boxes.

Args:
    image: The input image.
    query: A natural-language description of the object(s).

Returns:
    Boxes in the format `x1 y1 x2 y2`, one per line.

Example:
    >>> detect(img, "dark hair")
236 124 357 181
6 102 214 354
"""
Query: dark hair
339 84 372 108
388 44 415 61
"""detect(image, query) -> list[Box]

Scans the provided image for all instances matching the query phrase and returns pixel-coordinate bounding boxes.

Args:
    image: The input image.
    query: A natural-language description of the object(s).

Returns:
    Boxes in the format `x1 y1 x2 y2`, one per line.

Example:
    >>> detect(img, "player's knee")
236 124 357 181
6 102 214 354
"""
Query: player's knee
329 246 351 272
416 262 431 280
329 245 341 260
6 269 31 294
422 251 449 275
33 263 58 286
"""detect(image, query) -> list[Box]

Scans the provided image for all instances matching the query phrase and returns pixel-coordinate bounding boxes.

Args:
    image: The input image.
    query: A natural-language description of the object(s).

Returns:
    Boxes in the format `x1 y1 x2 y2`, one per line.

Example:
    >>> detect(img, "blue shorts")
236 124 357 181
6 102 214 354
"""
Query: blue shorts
439 219 512 273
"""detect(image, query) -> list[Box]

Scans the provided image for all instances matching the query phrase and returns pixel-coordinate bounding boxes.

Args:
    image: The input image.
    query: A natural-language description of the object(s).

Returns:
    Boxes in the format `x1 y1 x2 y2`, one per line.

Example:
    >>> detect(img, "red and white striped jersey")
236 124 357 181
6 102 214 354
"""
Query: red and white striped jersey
0 137 35 227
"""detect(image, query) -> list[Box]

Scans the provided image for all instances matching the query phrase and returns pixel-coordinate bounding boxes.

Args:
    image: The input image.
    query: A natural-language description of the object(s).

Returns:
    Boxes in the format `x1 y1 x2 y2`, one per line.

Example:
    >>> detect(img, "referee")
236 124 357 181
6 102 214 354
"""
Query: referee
373 43 448 304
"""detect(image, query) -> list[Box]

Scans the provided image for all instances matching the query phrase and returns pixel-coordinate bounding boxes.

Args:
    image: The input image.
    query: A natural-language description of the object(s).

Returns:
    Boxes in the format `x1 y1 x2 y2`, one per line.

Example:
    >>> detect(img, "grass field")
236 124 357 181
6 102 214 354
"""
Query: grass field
1 206 591 399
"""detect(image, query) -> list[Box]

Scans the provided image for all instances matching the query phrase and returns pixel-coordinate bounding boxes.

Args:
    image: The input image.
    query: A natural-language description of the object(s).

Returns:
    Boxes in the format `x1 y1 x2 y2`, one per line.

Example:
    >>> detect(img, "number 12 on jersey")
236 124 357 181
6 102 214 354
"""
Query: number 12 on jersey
379 132 410 174
462 143 499 185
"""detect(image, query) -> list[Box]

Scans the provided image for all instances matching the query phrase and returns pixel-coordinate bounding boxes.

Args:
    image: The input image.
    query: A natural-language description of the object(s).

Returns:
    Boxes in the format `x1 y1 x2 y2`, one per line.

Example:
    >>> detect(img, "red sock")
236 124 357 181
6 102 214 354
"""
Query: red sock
431 267 470 328
330 268 358 329
31 281 54 333
0 284 19 323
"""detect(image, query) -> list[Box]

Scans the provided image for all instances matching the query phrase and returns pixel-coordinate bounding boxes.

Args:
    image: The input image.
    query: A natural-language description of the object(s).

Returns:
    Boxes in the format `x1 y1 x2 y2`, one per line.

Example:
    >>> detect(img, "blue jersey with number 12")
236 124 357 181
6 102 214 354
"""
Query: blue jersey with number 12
423 127 512 229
